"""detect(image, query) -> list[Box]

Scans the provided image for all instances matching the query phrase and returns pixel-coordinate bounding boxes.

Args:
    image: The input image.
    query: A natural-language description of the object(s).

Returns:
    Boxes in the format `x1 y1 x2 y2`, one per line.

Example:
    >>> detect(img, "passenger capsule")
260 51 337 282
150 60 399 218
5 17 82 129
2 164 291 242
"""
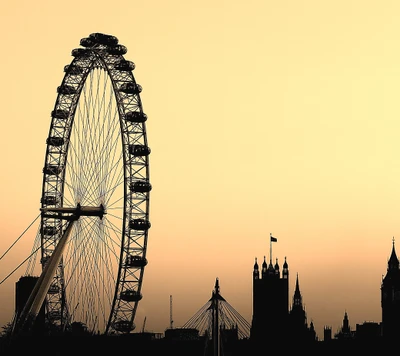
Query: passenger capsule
41 195 59 205
120 290 142 302
129 218 151 231
130 181 152 193
71 48 90 58
48 284 60 294
115 60 135 71
41 256 50 266
113 320 135 332
129 144 151 157
43 226 58 236
107 44 127 55
51 109 69 120
48 311 62 320
119 82 142 94
125 111 147 123
47 137 64 147
89 33 119 46
57 85 77 95
43 164 63 176
80 37 95 47
125 255 148 268
64 64 83 75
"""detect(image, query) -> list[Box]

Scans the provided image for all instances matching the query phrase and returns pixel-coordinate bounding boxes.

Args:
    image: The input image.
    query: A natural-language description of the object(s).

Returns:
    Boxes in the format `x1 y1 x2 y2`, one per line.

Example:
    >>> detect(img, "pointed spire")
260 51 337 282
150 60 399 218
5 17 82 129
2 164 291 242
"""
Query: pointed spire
293 273 302 307
388 237 399 270
215 277 220 294
295 273 300 292
342 310 350 334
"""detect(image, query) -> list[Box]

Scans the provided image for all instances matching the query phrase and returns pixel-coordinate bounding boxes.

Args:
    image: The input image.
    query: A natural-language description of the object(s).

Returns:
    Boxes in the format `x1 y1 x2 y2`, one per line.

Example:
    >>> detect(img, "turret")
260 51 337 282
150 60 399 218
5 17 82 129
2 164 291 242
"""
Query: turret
253 257 259 280
274 258 280 276
282 256 289 279
261 256 267 278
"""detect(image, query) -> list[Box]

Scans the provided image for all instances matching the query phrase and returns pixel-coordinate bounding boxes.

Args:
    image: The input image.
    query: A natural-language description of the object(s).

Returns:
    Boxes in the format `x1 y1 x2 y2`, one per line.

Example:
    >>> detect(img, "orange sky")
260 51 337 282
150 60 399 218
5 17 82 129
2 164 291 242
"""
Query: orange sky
1 0 400 339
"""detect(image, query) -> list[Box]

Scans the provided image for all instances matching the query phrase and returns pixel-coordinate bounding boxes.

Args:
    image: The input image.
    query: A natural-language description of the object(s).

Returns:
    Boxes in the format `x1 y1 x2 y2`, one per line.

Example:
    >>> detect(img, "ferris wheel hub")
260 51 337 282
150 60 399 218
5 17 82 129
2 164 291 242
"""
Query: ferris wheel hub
40 204 106 220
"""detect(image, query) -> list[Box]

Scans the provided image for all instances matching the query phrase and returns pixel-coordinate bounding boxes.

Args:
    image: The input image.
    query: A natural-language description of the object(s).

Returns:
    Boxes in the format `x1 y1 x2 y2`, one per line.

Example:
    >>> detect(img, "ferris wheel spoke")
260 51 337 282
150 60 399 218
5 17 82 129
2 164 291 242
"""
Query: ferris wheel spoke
65 135 124 207
63 221 116 325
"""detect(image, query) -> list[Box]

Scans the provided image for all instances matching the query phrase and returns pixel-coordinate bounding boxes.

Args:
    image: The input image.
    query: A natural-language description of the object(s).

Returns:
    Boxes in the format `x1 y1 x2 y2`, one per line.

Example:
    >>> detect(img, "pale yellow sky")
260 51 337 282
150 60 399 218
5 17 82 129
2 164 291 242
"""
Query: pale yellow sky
1 0 400 339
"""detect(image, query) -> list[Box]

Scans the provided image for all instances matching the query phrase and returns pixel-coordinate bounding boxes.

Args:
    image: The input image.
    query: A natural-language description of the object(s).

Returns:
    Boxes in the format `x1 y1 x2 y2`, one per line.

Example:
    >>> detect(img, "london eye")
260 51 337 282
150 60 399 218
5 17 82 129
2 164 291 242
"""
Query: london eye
13 33 151 336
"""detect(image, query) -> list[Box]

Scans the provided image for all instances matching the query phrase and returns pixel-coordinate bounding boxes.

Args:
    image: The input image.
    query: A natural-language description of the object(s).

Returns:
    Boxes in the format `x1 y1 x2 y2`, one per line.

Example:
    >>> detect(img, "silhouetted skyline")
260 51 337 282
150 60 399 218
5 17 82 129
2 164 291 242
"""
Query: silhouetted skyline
2 1 400 340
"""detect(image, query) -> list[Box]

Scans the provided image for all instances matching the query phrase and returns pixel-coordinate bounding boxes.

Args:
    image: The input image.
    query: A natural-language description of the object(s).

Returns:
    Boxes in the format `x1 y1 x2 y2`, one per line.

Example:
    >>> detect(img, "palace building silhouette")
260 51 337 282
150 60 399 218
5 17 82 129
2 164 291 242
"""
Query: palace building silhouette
250 235 316 344
248 237 400 348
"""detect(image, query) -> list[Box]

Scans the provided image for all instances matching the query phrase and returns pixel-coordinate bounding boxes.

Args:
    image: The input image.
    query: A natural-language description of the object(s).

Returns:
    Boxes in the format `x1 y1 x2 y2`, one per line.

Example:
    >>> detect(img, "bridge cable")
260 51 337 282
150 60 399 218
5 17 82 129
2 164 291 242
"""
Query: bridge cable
0 213 41 261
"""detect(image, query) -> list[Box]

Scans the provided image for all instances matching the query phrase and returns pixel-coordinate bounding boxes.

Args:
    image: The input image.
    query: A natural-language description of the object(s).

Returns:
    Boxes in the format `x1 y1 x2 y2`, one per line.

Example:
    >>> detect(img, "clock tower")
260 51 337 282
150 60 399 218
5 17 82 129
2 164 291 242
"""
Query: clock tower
381 238 400 340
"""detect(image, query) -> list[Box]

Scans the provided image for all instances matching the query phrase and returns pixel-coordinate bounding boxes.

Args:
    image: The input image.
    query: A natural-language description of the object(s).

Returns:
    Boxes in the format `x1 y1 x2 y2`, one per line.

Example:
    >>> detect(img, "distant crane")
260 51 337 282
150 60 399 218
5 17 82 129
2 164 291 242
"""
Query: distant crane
170 295 174 329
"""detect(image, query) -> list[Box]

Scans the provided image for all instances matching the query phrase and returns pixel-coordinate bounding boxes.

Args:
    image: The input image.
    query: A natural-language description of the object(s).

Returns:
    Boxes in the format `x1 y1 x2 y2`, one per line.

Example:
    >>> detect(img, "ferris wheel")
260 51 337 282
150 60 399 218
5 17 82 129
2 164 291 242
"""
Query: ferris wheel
16 33 151 335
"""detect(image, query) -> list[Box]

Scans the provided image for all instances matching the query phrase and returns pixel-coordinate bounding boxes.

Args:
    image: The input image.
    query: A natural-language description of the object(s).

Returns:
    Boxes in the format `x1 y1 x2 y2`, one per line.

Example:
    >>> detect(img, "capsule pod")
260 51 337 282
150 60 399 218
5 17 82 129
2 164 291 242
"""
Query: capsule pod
41 256 50 266
48 311 62 320
43 164 63 176
119 82 142 94
57 85 77 95
126 255 148 268
80 37 95 48
47 137 64 147
120 290 142 302
115 60 135 71
113 320 135 332
43 226 58 236
71 48 90 58
129 144 151 157
130 181 152 193
129 218 151 231
64 64 83 75
89 33 118 46
48 284 60 294
107 45 127 55
51 109 69 120
41 195 59 205
125 111 147 123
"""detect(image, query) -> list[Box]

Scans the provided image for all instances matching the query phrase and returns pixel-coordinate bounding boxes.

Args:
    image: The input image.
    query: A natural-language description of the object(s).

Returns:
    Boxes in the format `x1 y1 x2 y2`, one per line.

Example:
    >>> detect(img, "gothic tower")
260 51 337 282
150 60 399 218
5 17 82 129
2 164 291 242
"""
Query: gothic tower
288 274 316 342
381 238 400 340
288 274 307 336
250 236 289 342
334 311 352 339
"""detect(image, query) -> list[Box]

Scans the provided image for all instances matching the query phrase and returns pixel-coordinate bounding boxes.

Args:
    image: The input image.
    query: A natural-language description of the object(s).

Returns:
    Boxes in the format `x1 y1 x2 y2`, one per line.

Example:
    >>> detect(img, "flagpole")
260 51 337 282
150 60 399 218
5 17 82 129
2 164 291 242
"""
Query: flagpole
270 233 272 264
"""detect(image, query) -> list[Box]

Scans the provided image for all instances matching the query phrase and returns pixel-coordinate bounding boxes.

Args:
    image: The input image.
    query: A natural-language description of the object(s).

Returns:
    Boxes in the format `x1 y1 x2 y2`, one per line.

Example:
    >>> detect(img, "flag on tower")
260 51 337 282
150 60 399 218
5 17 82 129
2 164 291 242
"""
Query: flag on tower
270 235 277 242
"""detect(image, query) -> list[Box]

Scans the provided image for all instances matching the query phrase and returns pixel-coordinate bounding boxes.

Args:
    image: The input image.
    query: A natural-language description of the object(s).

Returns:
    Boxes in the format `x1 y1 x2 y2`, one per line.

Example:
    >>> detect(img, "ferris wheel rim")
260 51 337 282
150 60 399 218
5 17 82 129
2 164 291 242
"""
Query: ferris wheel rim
38 32 151 335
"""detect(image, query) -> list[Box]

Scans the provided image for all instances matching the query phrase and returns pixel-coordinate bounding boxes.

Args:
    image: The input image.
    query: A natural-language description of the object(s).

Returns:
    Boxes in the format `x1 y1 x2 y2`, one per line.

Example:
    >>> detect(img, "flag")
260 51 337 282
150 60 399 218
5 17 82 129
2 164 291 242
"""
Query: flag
270 235 277 242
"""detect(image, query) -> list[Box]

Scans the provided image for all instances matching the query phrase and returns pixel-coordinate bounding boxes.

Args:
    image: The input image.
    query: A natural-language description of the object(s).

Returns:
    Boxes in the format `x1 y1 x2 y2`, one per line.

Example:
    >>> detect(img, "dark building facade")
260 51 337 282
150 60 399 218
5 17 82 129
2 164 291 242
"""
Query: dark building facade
15 276 45 332
250 255 289 341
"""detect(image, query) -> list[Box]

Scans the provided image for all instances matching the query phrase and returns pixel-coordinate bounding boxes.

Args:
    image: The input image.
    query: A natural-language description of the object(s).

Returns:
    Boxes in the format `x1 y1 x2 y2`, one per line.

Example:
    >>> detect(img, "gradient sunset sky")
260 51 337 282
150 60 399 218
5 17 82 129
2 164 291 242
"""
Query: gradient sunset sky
1 0 400 339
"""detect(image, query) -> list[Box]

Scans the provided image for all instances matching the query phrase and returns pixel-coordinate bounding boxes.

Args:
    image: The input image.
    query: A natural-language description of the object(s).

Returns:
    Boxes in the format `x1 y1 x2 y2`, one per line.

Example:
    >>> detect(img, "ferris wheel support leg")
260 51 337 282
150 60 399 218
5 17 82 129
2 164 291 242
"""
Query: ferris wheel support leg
12 218 77 336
